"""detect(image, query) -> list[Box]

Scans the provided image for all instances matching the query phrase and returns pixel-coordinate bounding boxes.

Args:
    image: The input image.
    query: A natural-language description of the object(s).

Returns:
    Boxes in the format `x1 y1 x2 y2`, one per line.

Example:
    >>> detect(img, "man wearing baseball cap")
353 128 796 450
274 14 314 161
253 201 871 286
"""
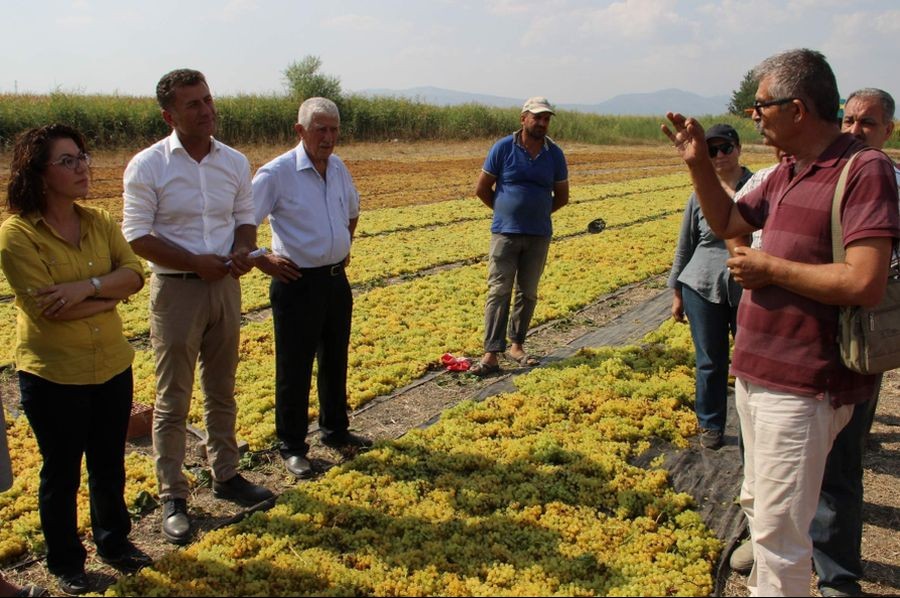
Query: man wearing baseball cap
471 97 569 375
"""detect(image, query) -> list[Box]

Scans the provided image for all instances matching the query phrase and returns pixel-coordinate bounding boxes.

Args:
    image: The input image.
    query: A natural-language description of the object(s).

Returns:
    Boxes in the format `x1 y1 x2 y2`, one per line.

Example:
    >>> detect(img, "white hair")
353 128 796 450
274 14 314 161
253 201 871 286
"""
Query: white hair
297 97 340 128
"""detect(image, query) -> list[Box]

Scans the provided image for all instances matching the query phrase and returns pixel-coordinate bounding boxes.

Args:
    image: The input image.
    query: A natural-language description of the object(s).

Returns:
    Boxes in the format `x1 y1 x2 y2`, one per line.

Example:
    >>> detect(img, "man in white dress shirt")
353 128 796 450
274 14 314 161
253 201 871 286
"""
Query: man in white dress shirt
252 97 371 479
122 69 273 545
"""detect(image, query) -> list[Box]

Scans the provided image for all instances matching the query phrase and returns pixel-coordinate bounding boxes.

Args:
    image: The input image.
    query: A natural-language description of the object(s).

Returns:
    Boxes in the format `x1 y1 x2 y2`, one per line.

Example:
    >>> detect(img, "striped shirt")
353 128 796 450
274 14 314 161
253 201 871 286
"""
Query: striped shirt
733 134 899 405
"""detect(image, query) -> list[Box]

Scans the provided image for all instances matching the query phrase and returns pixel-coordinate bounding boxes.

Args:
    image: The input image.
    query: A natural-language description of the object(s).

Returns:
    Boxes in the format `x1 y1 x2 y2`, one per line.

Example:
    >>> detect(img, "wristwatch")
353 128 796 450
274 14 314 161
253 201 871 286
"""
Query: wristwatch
89 276 102 297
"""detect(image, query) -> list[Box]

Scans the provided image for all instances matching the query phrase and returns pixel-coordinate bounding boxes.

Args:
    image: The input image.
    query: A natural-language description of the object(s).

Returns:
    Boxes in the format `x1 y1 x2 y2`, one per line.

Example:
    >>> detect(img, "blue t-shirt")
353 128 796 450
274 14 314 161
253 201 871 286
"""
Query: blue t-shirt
483 132 568 237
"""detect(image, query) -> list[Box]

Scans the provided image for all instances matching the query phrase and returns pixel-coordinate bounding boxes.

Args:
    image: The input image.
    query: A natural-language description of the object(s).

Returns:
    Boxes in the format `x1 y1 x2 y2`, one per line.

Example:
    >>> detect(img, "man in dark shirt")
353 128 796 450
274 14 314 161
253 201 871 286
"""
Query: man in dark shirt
810 87 899 598
663 49 899 596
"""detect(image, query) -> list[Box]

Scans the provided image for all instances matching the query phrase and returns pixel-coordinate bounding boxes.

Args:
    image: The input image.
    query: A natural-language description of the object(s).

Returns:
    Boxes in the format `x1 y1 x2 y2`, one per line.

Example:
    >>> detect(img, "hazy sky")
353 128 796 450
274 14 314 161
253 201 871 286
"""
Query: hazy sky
2 0 898 103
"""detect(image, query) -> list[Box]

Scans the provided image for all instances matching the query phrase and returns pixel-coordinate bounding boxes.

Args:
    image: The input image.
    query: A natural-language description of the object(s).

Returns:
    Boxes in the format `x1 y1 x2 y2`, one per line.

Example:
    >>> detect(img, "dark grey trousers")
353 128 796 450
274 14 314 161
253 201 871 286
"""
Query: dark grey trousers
483 233 551 353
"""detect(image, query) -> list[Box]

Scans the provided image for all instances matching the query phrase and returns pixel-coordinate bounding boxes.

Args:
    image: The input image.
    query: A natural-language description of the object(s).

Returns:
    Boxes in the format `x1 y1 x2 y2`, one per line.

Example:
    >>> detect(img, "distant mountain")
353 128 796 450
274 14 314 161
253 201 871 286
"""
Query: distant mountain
570 88 730 117
355 86 729 116
356 86 522 108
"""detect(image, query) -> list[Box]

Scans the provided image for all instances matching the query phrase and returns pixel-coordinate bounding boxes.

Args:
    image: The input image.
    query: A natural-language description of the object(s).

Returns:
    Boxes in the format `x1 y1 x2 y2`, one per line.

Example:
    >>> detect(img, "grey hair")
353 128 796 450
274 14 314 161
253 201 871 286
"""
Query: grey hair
297 97 341 128
846 88 895 122
753 48 839 122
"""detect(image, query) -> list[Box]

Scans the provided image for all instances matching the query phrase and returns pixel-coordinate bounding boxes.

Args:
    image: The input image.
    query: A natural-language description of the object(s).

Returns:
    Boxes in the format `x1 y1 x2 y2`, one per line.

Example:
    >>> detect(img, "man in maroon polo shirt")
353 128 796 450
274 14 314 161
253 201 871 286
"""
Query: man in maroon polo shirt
663 49 899 596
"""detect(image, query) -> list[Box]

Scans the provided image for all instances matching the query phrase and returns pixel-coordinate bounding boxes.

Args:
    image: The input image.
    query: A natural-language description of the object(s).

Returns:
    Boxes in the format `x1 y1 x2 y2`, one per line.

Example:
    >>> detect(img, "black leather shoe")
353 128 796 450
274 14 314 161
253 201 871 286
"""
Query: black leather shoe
14 584 49 597
55 570 90 595
97 541 153 573
212 473 275 506
161 498 192 545
699 428 723 450
820 581 862 597
320 430 373 449
283 454 313 479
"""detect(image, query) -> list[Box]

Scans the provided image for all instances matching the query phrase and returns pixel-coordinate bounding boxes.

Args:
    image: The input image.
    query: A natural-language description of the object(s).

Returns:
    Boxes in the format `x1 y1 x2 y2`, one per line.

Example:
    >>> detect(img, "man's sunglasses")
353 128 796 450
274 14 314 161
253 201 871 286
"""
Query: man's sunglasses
744 97 797 118
708 143 735 158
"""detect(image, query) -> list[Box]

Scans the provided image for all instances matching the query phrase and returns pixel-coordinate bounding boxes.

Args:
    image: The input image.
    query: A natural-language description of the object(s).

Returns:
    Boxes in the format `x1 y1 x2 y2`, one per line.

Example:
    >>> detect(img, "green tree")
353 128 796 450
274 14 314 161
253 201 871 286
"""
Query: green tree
728 70 757 117
282 55 343 103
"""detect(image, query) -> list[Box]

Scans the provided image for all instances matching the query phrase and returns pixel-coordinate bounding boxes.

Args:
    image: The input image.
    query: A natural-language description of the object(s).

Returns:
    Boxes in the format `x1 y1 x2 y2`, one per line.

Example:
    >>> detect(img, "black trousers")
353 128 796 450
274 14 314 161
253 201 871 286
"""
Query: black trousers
811 381 879 589
19 367 133 576
271 267 352 457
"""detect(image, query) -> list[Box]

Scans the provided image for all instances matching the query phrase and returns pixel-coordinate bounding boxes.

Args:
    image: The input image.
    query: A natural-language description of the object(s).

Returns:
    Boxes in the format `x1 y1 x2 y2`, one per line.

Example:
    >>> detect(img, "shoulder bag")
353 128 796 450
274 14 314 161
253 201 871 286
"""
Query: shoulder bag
833 149 900 374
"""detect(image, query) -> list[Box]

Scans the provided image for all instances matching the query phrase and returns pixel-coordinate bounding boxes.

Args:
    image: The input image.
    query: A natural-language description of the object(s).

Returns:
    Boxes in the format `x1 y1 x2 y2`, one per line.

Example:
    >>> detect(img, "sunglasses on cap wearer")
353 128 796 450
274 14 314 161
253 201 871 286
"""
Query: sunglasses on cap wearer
707 143 735 158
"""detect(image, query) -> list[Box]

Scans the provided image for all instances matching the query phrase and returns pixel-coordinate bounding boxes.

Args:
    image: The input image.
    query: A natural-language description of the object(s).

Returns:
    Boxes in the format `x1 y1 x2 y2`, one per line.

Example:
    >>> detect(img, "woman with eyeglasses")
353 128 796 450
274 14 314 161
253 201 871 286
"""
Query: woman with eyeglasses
667 123 753 450
0 124 148 594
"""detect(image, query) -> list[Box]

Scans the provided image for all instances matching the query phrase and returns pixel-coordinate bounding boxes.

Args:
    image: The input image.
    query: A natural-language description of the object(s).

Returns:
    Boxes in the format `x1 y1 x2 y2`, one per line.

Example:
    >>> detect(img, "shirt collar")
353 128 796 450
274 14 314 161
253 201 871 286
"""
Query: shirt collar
810 133 863 170
24 202 93 229
167 129 220 155
513 129 550 151
294 141 329 172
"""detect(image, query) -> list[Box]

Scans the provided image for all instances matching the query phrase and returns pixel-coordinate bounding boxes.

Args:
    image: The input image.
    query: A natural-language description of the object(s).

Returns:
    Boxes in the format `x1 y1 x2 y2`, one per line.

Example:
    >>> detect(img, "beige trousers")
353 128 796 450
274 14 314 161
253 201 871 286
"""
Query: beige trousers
149 275 241 501
735 378 853 597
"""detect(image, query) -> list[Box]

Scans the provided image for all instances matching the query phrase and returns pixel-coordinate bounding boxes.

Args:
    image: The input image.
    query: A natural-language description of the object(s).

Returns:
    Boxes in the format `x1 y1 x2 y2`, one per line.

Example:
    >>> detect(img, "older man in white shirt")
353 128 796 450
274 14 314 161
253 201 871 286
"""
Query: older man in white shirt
252 97 370 480
122 69 273 545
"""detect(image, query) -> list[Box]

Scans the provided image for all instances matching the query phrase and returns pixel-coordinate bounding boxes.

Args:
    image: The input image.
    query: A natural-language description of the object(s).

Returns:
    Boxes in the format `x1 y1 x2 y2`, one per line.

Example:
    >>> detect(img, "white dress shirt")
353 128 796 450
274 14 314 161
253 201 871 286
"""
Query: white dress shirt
252 142 360 268
121 131 255 273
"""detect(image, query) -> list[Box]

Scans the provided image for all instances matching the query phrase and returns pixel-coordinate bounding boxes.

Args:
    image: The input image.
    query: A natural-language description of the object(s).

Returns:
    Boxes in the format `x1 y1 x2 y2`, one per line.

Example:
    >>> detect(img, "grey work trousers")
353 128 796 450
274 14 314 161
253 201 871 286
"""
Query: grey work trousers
483 233 551 353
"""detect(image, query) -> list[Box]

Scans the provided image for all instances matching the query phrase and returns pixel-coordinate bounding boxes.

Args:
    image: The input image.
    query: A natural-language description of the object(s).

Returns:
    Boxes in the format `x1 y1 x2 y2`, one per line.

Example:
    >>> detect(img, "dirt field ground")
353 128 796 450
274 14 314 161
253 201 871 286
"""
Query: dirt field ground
1 140 898 596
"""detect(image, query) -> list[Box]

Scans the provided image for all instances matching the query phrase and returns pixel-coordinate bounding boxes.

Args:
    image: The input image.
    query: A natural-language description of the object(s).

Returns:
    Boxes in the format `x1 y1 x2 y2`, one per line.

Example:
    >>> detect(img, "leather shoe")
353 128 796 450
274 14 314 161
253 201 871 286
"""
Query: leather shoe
55 570 90 595
820 581 862 597
284 454 313 479
97 541 153 573
14 584 49 597
161 498 192 545
212 473 275 506
699 428 723 450
320 430 373 449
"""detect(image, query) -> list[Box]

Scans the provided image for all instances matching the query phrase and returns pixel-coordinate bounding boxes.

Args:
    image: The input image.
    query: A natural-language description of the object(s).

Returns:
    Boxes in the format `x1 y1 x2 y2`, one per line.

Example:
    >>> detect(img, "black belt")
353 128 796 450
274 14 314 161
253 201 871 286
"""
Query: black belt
299 262 344 277
157 272 201 279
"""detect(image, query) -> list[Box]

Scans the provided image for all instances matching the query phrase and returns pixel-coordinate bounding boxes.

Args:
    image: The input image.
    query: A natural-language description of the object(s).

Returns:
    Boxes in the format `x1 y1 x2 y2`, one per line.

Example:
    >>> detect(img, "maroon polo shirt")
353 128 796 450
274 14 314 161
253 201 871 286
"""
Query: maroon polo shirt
734 133 900 405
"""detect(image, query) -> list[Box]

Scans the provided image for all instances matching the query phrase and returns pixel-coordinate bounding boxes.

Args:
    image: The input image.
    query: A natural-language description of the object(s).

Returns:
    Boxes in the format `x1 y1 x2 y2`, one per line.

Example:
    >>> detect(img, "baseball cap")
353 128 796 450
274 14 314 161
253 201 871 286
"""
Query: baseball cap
705 123 740 144
522 97 556 115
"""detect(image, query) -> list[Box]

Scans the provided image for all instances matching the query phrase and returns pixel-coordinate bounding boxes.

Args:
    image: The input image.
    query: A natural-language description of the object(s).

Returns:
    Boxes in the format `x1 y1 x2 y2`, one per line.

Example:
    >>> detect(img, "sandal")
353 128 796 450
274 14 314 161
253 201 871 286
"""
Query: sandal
469 361 500 377
507 353 540 367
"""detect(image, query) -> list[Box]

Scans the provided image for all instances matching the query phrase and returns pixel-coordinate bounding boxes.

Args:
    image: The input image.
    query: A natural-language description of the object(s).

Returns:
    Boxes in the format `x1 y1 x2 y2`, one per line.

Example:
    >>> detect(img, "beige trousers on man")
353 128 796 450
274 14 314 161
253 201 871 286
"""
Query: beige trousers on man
149 275 241 501
736 378 853 597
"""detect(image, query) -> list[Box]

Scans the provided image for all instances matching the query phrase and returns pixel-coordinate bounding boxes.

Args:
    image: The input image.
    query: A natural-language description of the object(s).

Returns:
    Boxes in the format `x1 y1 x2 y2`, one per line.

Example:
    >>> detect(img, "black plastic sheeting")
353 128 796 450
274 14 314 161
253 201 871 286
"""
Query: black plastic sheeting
472 290 746 596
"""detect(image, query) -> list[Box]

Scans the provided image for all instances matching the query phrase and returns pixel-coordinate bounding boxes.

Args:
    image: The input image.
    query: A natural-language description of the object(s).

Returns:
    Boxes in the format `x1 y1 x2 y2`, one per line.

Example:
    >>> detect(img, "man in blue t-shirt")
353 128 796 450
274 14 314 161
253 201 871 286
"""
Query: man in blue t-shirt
470 96 569 376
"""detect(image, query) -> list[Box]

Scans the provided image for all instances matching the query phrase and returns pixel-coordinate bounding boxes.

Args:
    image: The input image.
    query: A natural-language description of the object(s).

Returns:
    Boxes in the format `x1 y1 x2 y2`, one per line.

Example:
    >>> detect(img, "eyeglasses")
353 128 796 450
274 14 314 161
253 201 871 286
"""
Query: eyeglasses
708 143 735 158
744 97 797 118
48 152 91 170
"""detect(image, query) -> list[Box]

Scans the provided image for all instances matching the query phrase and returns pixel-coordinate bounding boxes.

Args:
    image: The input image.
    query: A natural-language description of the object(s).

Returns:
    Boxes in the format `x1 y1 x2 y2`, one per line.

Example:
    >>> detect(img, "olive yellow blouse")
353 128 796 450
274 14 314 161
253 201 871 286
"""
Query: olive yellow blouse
0 205 144 385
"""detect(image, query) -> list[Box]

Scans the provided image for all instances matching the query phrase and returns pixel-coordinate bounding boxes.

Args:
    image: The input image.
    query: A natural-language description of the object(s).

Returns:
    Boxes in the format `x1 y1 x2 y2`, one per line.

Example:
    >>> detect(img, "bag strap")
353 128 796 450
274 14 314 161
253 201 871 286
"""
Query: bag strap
830 147 897 263
830 151 863 264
